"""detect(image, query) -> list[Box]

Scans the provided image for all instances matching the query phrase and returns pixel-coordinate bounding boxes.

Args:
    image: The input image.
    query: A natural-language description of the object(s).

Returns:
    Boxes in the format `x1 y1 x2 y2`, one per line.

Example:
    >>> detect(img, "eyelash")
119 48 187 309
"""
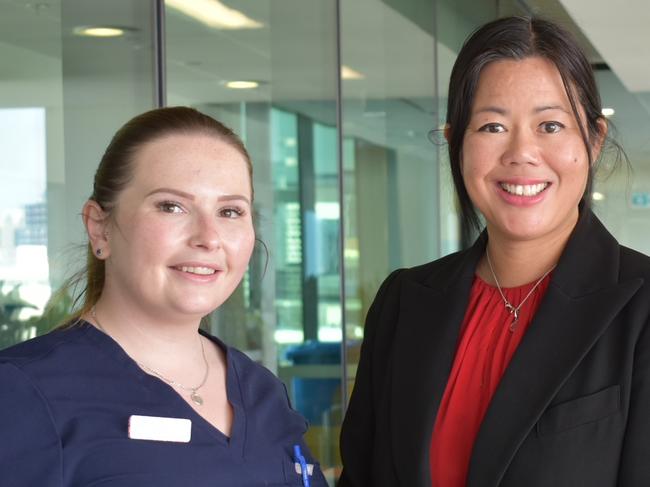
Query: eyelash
478 123 504 133
156 201 246 218
540 121 565 133
220 207 246 218
477 121 565 134
157 201 185 214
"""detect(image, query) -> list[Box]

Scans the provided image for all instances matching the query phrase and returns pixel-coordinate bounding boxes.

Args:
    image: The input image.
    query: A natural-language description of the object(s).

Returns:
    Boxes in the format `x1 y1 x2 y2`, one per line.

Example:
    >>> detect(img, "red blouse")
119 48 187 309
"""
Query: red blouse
430 274 551 487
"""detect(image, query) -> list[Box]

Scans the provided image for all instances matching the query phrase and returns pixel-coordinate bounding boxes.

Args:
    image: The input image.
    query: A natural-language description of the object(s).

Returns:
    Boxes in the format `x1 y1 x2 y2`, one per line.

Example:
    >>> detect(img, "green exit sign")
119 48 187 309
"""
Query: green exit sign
631 192 650 209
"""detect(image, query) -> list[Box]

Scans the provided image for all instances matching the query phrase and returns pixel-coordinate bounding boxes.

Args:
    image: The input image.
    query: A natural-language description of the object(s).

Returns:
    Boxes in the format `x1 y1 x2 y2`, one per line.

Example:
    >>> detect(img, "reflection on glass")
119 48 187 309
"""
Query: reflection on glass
1 0 156 348
340 0 444 410
272 108 303 346
0 108 49 347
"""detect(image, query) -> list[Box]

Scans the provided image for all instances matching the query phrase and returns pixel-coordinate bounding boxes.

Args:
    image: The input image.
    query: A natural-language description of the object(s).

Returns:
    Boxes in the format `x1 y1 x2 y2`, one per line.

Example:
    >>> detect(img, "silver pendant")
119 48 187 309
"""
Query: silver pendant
505 303 519 332
509 316 519 332
190 391 204 406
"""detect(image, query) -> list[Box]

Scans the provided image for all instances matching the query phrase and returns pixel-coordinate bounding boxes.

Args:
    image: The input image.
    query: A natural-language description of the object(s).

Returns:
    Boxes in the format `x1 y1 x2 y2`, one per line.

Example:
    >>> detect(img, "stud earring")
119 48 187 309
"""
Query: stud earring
96 248 103 257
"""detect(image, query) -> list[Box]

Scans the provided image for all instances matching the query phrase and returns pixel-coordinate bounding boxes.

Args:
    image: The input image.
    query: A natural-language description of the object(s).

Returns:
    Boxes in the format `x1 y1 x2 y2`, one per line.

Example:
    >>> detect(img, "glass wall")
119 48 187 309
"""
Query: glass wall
2 0 650 484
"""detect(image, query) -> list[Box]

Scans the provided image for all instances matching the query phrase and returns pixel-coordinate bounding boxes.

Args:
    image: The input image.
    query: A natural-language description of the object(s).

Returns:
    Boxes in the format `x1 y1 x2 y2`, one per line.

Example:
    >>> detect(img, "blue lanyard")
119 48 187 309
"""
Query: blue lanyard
293 444 311 487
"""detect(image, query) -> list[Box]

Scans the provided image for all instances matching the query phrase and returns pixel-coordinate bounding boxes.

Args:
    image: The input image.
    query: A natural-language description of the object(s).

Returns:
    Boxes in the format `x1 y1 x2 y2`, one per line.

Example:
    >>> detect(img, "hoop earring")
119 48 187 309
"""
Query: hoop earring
255 237 269 278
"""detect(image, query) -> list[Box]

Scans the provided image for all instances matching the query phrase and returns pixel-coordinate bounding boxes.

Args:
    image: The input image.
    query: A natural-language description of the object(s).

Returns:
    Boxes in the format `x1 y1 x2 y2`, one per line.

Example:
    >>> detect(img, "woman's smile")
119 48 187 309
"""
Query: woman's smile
169 261 225 284
495 179 552 207
462 56 590 243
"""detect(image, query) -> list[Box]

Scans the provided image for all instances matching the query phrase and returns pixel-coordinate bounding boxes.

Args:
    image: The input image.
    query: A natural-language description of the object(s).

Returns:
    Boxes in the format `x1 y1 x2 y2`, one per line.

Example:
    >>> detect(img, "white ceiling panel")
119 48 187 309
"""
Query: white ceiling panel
560 0 650 92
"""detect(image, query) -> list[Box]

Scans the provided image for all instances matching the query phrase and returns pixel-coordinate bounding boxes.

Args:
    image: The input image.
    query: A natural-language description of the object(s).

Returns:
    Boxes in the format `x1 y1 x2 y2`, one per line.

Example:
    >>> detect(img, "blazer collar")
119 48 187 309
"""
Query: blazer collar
547 208 615 295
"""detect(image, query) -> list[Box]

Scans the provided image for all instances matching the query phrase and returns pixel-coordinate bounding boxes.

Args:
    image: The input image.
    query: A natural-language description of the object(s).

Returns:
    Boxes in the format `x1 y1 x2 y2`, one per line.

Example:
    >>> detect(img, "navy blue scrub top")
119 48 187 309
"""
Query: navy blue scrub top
0 321 328 486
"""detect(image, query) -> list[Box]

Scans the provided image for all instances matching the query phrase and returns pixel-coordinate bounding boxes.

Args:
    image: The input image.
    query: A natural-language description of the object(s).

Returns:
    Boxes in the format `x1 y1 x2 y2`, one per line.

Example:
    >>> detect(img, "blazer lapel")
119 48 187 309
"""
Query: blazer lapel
467 280 641 486
467 211 644 486
390 240 484 486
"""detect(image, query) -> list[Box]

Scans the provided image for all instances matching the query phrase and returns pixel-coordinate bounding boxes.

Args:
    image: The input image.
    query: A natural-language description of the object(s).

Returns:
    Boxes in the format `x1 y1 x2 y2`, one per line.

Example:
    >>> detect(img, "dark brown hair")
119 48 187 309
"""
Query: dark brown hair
73 106 253 320
446 16 611 236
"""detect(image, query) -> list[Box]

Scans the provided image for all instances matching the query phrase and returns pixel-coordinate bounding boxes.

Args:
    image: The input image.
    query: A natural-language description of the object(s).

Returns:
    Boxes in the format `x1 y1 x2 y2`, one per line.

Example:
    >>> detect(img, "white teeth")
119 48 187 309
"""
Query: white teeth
178 266 216 275
500 182 549 196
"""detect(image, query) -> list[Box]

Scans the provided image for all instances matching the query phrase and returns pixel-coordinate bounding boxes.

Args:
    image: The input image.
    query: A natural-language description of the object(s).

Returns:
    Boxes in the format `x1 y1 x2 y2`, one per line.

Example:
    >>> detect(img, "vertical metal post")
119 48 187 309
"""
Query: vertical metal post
433 0 445 253
297 115 319 343
153 0 166 108
335 0 349 411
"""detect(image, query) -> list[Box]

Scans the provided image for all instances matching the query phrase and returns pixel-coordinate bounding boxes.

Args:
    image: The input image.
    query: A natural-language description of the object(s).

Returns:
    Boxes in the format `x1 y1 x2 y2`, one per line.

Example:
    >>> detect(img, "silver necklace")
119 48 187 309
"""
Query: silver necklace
485 250 555 332
90 307 209 406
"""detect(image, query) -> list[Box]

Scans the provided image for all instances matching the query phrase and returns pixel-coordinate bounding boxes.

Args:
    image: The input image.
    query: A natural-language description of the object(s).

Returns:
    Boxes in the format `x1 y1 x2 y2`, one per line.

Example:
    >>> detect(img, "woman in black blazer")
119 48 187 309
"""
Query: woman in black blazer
339 16 650 487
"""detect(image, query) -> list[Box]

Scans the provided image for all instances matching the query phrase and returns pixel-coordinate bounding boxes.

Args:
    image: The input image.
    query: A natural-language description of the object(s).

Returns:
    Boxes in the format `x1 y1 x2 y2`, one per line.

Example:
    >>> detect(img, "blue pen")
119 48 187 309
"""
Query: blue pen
293 444 310 487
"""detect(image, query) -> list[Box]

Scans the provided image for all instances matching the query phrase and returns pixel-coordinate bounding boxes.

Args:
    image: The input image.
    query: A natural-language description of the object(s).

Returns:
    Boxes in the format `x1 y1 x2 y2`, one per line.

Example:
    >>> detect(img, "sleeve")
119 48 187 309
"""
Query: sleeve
0 362 62 487
617 316 650 485
338 270 403 487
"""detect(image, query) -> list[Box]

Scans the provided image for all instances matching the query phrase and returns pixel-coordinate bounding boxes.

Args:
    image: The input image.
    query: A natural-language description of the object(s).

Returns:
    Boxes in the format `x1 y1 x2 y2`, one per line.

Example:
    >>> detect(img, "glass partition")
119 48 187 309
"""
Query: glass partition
339 0 497 414
0 0 155 347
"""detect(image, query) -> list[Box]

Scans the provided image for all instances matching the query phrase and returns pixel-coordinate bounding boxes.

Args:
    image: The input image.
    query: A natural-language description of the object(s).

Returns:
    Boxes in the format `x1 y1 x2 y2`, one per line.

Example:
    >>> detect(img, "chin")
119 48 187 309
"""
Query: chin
170 300 224 320
493 214 546 237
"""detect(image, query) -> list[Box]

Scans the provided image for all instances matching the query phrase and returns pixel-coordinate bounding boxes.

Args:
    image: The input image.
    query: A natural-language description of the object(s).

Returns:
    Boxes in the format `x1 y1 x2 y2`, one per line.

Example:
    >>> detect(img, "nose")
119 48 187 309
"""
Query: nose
501 127 540 166
189 213 222 251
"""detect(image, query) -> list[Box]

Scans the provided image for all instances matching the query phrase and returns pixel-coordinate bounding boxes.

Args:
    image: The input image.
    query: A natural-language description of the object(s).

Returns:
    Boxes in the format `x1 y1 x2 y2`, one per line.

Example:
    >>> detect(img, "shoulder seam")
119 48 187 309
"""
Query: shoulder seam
0 326 89 367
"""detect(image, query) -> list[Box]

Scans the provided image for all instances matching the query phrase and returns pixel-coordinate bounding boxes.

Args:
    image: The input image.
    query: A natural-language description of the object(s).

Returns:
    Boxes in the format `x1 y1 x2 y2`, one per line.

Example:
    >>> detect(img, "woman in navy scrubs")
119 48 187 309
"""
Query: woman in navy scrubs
0 107 327 486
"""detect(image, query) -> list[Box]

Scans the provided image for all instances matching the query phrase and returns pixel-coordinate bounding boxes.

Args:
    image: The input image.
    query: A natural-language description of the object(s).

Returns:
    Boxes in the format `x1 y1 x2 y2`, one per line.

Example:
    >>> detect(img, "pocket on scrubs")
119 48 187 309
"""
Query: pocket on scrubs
279 453 323 486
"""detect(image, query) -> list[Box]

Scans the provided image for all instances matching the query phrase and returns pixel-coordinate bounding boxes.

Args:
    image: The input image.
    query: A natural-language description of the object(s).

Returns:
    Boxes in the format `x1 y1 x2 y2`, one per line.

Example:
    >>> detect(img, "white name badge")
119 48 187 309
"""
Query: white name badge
128 415 192 443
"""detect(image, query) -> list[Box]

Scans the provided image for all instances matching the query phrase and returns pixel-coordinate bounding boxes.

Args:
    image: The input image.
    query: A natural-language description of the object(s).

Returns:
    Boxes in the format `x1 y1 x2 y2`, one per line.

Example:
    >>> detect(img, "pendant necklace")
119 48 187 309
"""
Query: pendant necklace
485 250 555 332
91 307 210 406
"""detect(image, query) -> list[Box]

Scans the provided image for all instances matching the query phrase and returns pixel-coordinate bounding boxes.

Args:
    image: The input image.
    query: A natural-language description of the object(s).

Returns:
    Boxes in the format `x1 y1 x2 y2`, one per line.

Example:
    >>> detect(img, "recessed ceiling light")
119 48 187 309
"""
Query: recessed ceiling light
601 108 615 117
166 0 263 30
73 26 126 37
341 65 364 80
225 81 259 89
592 191 605 201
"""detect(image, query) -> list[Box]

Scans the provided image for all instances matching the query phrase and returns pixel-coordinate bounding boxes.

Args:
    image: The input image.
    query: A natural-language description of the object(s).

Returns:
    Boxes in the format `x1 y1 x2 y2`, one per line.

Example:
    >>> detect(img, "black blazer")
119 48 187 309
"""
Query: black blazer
339 210 650 486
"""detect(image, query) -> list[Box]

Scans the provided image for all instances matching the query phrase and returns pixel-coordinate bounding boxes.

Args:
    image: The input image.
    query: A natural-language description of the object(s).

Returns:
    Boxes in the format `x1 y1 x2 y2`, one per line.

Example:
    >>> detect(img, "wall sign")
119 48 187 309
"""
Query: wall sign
631 192 650 209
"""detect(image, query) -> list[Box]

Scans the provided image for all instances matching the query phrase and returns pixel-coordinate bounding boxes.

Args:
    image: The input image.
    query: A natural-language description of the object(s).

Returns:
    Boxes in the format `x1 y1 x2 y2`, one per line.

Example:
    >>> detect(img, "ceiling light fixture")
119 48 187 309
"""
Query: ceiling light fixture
341 65 364 80
225 81 259 89
601 107 615 117
166 0 263 30
73 26 125 37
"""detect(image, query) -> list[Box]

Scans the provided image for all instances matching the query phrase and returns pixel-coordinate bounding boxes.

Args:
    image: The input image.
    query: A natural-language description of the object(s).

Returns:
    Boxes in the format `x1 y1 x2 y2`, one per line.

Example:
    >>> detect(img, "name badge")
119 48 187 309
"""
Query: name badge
128 415 192 443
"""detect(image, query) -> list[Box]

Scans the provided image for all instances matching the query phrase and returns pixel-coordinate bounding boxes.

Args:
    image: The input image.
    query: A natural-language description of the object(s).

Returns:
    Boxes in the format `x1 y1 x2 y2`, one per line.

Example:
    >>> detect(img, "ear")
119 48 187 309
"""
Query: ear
591 118 608 164
82 200 111 259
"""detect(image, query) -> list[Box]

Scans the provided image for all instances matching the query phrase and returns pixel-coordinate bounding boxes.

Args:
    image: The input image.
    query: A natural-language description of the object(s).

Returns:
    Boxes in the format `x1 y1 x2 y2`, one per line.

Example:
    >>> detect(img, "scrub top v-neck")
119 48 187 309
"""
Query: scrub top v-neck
0 321 327 487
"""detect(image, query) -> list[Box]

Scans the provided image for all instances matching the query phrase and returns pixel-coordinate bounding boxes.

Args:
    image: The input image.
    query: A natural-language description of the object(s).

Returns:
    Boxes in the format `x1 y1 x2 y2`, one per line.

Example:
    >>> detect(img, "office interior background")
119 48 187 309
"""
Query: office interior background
1 0 649 482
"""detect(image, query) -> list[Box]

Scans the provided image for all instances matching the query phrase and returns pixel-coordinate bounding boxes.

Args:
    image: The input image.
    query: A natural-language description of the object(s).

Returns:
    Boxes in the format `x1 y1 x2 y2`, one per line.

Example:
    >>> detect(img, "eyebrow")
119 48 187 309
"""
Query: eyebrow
472 104 571 116
534 104 571 115
145 187 251 205
473 106 507 116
